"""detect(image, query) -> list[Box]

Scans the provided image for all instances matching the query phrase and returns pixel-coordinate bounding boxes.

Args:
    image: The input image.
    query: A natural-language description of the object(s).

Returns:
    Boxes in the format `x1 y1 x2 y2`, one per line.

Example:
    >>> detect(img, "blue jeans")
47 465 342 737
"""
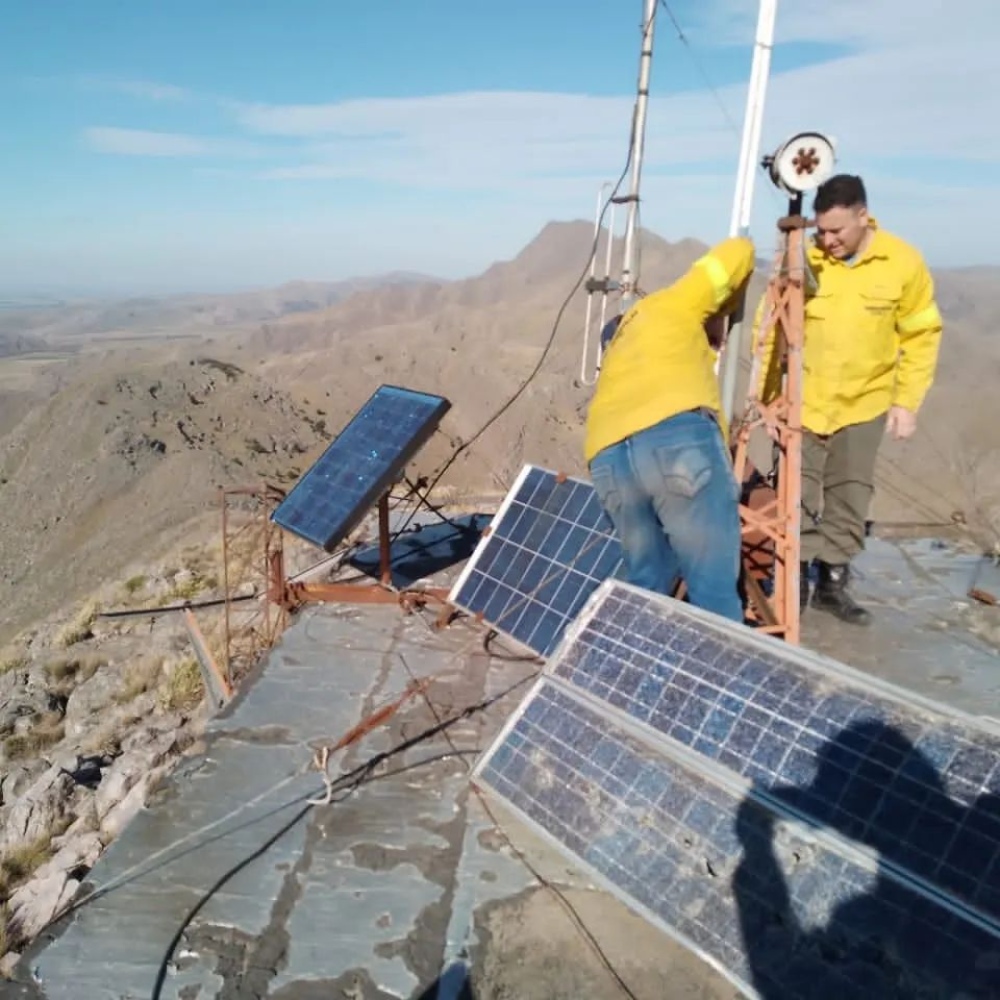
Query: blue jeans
589 411 743 622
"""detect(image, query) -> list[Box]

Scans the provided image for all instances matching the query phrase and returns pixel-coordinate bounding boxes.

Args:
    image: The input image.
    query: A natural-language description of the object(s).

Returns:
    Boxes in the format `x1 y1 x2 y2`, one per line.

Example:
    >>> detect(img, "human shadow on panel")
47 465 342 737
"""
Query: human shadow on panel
733 720 1000 999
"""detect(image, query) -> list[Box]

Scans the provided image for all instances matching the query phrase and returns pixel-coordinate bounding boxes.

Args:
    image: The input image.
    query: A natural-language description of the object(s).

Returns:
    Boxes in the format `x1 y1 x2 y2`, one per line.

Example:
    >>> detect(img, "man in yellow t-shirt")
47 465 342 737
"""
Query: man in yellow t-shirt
758 174 943 625
584 236 755 622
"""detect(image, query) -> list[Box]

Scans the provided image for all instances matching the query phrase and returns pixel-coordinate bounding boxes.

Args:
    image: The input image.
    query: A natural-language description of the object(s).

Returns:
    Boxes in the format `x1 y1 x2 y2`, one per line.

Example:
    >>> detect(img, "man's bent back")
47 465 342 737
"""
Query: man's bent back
584 237 755 622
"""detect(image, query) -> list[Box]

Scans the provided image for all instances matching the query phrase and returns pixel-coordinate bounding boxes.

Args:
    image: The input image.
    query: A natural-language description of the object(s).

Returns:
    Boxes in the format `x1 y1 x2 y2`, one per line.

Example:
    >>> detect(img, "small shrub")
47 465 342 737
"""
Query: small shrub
170 576 205 601
4 712 65 760
0 653 27 675
44 653 102 692
57 600 100 648
115 657 162 704
1 836 53 886
81 723 121 758
124 575 147 595
159 658 204 712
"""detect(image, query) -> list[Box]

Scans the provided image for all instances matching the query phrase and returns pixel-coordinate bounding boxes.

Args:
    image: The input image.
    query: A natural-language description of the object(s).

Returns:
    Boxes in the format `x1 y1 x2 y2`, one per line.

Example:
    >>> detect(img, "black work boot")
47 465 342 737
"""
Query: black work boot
812 561 871 625
800 561 811 612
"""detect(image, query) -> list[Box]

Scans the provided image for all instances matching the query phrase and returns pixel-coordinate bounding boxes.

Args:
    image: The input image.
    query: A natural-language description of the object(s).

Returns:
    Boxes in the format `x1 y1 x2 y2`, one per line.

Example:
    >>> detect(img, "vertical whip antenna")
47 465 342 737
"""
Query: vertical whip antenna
577 0 659 387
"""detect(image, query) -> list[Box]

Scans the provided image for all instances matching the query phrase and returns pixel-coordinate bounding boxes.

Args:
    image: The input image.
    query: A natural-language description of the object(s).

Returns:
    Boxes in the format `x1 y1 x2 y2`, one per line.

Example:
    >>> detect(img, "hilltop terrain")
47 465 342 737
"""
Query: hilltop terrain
1 220 998 645
0 219 998 979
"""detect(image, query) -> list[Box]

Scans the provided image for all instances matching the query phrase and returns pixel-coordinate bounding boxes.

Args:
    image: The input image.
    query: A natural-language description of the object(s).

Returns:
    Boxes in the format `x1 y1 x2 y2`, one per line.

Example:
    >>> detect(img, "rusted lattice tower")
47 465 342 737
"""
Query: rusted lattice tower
732 213 807 643
220 484 289 685
731 132 837 644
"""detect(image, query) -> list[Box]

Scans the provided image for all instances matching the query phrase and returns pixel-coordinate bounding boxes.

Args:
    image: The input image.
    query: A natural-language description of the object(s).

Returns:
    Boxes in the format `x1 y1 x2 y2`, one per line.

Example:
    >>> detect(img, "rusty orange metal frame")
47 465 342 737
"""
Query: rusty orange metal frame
732 212 807 644
267 492 453 613
220 483 289 687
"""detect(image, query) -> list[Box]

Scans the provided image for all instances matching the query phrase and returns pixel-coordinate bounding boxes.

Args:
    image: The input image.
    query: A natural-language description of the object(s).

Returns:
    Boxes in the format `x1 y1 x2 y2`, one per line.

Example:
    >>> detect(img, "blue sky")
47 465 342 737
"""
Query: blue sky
1 0 996 295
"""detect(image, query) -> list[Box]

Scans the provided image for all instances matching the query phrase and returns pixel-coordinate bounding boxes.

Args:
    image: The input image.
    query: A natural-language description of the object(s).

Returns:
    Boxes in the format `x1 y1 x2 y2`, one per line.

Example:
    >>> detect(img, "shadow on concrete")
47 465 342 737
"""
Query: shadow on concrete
413 961 476 999
733 720 1000 998
350 512 492 589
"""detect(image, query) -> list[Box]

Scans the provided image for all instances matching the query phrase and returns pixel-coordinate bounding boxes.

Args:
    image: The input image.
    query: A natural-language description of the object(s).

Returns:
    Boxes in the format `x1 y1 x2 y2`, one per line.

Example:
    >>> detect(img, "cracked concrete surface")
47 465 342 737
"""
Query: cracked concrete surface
9 534 999 999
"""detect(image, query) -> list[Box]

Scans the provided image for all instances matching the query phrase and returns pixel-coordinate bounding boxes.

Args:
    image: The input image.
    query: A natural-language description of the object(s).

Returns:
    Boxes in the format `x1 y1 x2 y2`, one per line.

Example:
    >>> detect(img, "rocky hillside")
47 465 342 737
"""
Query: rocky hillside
2 219 998 644
0 560 221 974
249 221 1000 543
0 272 437 345
0 353 331 644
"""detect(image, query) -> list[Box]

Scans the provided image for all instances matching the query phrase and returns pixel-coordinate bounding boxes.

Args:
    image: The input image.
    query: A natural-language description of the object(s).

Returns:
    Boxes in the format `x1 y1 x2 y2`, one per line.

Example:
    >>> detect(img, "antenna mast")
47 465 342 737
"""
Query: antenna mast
717 0 779 422
577 0 659 385
619 0 659 313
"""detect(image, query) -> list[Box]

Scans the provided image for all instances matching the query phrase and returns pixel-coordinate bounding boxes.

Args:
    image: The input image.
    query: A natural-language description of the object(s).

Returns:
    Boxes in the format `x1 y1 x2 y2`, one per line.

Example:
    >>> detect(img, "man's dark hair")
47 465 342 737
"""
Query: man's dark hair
813 174 867 214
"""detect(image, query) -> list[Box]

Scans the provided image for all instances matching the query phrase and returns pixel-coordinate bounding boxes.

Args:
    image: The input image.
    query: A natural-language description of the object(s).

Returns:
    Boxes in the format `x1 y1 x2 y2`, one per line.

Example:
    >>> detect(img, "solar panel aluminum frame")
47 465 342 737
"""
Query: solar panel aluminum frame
540 579 1000 925
271 384 451 552
555 579 1000 744
472 580 1000 997
470 677 897 1000
447 463 623 657
473 670 1000 999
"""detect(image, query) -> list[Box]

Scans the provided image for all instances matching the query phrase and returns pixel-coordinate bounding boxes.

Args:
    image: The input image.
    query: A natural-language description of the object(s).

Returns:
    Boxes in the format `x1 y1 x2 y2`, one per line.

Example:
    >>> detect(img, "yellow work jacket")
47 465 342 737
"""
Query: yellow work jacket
758 221 943 435
584 236 755 463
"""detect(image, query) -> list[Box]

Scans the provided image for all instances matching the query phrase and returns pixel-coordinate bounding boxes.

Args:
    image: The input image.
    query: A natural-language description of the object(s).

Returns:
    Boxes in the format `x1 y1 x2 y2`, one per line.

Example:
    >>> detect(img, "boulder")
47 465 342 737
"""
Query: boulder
94 730 178 820
0 668 50 736
0 766 74 852
63 667 123 737
0 764 35 807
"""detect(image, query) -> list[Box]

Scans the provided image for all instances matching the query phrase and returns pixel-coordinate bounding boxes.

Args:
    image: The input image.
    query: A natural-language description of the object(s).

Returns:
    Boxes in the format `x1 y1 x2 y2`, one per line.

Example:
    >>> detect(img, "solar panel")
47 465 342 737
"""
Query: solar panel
475 678 1000 999
448 464 623 656
271 384 450 551
549 580 1000 926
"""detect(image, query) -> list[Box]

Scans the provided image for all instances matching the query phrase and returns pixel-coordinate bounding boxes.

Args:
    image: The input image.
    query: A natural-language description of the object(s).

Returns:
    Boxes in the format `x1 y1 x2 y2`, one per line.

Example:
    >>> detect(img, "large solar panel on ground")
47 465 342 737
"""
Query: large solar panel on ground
476 679 1000 998
271 385 450 551
474 579 1000 995
550 580 1000 924
448 464 623 656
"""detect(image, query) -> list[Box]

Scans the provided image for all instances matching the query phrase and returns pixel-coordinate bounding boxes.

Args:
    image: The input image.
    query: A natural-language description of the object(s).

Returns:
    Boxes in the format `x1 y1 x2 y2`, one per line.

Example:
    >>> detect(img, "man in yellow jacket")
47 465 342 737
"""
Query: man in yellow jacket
585 236 755 622
759 174 943 625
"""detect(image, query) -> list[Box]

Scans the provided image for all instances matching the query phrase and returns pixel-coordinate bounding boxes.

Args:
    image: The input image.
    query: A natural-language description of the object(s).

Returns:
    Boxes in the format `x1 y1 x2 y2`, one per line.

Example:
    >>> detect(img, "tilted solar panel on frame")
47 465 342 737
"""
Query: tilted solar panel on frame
271 385 450 551
547 580 1000 926
448 464 623 656
475 678 1000 999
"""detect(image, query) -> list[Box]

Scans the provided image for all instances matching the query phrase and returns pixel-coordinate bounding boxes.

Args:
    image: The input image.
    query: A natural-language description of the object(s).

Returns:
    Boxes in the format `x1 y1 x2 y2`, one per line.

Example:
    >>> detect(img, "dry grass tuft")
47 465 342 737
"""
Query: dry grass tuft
81 722 122 759
3 712 65 760
115 656 163 704
0 829 61 962
44 652 103 689
159 657 204 713
56 600 100 648
0 649 28 675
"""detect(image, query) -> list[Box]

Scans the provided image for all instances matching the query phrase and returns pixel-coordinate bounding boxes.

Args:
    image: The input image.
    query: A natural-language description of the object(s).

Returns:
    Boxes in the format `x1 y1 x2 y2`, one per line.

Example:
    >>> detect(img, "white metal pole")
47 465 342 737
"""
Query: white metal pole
718 0 778 423
619 0 658 314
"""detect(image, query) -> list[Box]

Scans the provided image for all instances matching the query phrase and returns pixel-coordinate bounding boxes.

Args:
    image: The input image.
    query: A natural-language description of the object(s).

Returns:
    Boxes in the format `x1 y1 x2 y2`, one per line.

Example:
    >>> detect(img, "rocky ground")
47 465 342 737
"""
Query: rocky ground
0 560 223 977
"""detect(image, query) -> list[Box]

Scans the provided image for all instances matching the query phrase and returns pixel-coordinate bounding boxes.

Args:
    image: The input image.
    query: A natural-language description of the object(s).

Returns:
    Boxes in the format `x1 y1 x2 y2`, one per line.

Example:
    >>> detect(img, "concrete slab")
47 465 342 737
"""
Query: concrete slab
803 536 1000 718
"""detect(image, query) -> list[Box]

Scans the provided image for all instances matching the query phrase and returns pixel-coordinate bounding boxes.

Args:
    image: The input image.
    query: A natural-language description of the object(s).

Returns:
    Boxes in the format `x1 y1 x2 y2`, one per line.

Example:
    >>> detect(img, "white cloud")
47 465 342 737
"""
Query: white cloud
73 75 193 101
83 126 260 158
60 0 999 284
229 0 998 194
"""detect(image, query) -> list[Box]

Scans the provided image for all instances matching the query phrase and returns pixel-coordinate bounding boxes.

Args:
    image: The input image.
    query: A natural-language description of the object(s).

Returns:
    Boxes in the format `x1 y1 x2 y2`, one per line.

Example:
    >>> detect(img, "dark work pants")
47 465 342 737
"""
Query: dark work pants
801 412 887 565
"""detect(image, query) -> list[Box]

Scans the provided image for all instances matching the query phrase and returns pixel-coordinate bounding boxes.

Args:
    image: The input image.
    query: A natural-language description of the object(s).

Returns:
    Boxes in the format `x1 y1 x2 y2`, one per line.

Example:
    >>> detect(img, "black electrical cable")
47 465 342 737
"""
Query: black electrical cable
149 671 538 999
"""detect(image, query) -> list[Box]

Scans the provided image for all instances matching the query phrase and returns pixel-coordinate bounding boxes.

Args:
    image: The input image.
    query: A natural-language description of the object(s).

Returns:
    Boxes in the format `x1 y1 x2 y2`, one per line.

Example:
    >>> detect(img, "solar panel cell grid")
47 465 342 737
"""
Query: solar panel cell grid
477 679 999 998
549 582 1000 923
271 385 450 551
448 464 623 656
